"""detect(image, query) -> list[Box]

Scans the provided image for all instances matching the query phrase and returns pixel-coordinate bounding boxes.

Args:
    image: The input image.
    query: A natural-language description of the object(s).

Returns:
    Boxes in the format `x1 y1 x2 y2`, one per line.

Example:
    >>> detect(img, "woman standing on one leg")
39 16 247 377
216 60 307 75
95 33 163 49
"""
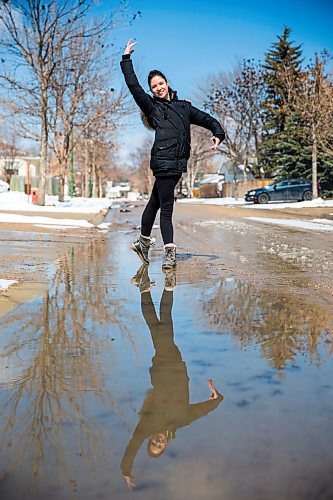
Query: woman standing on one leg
120 40 225 271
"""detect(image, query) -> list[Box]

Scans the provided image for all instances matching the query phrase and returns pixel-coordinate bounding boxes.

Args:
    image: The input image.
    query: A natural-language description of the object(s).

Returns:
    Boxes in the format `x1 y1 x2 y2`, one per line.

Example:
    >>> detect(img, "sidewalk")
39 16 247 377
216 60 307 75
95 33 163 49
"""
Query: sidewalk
0 191 113 229
0 192 114 315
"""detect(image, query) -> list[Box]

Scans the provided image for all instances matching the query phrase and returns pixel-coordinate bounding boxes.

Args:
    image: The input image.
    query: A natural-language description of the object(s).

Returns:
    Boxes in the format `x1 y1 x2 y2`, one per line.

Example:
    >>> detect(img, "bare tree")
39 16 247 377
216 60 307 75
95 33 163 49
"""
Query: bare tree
0 240 135 491
202 277 329 371
47 5 132 201
297 52 333 198
186 125 213 197
0 0 110 204
0 132 21 182
129 136 154 195
203 59 264 176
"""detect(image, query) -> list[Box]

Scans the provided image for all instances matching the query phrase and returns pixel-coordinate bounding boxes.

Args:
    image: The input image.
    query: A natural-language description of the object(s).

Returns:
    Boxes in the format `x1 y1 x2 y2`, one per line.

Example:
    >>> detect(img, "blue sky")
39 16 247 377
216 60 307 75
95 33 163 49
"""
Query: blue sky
110 0 333 99
96 0 333 159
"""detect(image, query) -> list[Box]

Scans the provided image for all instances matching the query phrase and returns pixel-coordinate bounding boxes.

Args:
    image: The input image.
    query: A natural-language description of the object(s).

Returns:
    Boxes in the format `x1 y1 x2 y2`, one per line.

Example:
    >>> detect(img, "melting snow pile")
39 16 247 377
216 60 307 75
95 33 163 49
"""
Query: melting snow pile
0 279 18 291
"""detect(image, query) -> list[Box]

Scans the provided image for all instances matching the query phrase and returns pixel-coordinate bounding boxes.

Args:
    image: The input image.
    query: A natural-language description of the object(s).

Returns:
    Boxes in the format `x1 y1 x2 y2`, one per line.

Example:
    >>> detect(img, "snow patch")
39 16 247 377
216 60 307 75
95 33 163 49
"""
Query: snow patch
243 198 333 209
0 191 112 213
247 217 333 232
312 218 333 226
0 279 18 291
96 222 111 230
34 224 82 230
178 196 333 209
0 213 93 228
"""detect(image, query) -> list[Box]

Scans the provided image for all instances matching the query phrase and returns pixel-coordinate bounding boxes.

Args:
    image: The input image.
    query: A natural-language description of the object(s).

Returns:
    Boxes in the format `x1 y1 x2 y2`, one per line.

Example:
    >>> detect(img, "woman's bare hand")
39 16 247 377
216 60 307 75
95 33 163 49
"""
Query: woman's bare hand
124 39 138 56
207 379 221 399
210 136 221 151
124 474 136 489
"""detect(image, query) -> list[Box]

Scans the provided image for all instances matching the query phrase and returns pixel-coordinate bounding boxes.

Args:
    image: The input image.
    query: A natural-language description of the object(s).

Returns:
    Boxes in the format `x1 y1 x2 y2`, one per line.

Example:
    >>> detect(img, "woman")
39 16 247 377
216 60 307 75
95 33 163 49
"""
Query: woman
120 40 225 271
121 284 223 489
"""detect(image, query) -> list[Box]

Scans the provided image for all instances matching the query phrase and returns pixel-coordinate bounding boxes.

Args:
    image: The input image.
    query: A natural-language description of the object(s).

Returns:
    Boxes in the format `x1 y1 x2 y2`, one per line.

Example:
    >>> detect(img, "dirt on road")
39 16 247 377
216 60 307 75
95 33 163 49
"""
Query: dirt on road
109 202 333 313
1 201 333 318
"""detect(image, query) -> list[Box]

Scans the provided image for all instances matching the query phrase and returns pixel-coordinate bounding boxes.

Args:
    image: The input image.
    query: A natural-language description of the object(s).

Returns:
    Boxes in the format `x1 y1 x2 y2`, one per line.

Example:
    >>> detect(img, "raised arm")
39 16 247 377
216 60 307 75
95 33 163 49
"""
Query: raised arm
120 40 154 116
120 423 147 485
189 105 225 150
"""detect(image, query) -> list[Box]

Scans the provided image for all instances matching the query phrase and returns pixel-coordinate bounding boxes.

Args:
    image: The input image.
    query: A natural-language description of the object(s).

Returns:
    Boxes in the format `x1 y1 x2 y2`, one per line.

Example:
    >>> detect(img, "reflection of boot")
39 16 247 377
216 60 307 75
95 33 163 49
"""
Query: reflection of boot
131 264 155 293
164 268 176 292
131 235 155 264
162 244 177 272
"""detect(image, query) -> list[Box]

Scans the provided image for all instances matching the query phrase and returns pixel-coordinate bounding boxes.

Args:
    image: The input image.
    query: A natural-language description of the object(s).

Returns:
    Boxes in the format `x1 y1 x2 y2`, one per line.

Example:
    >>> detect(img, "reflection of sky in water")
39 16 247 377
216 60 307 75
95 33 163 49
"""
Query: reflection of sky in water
0 236 332 500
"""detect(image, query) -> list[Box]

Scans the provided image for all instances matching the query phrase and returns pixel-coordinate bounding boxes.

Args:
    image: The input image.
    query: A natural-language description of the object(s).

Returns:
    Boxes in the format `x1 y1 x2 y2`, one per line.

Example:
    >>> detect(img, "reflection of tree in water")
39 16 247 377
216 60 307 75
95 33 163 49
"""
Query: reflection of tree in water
202 278 332 370
0 240 130 495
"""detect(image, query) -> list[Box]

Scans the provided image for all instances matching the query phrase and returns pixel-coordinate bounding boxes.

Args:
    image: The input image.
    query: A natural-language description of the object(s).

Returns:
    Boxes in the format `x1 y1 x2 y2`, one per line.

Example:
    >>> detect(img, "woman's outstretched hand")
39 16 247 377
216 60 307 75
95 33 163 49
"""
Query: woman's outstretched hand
207 379 221 399
210 136 221 151
124 39 138 56
124 474 136 489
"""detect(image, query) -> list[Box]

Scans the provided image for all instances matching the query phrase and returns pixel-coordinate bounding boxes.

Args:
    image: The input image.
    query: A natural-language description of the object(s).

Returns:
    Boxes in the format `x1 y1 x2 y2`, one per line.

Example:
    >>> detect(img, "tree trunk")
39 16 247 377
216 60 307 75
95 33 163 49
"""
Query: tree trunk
233 162 238 199
243 157 248 181
186 161 198 198
39 86 48 205
84 138 90 197
92 147 97 198
253 126 260 165
98 168 103 198
58 173 65 202
81 172 85 198
312 123 318 199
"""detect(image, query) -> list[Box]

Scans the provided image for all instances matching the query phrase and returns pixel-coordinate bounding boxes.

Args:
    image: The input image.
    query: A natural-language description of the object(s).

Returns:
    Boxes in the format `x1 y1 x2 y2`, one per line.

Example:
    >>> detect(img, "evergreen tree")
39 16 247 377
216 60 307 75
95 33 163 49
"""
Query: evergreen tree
259 27 310 178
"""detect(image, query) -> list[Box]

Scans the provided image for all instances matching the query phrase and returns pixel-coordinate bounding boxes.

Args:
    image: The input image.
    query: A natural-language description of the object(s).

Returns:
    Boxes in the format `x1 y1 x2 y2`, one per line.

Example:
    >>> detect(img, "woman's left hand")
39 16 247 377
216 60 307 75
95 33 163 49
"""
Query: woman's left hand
210 136 221 150
124 39 138 56
207 379 221 399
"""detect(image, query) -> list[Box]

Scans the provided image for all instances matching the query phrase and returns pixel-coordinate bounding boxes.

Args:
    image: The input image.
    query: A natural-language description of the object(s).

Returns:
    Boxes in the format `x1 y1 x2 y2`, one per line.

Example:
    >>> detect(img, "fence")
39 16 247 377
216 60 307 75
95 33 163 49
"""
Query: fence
222 179 273 198
10 175 59 195
193 179 273 199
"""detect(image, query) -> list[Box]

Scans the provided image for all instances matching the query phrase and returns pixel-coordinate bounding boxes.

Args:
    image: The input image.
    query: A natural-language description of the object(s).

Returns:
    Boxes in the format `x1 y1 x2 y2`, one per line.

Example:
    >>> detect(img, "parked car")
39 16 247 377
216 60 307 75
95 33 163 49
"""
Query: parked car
0 180 10 193
245 179 316 204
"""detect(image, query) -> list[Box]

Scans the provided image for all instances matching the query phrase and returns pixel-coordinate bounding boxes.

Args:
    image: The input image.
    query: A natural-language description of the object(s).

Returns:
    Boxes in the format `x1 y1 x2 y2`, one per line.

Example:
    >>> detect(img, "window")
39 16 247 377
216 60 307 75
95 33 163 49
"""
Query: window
275 180 289 187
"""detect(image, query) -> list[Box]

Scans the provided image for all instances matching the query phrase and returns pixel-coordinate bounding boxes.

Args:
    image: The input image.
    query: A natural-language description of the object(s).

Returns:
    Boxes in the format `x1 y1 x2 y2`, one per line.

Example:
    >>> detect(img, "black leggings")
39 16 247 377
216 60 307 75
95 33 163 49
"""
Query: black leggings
141 175 180 245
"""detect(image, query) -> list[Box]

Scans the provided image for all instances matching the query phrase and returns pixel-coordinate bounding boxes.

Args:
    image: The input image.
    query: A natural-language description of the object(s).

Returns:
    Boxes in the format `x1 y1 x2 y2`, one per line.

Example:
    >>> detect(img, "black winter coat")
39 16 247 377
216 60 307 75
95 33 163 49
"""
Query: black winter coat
120 55 225 177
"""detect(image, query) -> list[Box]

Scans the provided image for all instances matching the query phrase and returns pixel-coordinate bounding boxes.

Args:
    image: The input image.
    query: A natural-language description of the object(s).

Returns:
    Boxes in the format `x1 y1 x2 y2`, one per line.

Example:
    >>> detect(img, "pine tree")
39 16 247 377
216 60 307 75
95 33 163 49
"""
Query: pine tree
259 27 310 178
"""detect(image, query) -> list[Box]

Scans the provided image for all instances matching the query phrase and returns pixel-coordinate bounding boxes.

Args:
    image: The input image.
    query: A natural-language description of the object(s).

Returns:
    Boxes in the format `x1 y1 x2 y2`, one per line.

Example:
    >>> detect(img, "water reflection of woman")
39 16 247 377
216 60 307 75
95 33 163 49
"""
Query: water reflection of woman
121 287 223 489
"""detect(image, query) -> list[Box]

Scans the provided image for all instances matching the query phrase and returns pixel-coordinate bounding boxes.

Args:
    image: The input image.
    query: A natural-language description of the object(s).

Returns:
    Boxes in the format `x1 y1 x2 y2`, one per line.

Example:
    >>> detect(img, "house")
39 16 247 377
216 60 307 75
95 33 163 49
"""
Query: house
198 173 224 186
218 161 254 182
0 155 41 179
106 180 139 200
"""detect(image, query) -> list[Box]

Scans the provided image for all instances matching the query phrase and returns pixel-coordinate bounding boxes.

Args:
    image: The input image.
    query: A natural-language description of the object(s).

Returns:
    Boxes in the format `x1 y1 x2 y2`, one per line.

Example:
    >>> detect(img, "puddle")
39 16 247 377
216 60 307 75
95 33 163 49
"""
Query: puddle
0 235 332 500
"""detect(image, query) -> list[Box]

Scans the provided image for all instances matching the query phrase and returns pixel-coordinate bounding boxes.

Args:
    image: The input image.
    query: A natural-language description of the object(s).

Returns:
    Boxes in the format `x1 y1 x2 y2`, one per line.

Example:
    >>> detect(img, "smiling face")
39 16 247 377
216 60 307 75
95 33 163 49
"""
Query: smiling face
148 433 168 457
149 75 169 100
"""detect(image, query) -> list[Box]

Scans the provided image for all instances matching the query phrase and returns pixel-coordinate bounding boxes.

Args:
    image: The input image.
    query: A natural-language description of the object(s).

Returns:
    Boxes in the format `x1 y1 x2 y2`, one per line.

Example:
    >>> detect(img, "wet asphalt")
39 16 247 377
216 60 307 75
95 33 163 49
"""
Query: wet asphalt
0 202 332 500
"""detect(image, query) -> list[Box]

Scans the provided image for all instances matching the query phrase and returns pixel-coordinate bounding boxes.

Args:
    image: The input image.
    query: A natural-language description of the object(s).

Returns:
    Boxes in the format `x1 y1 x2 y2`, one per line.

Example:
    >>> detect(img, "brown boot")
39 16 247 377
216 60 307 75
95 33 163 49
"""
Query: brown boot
162 244 177 272
131 264 155 293
131 235 155 264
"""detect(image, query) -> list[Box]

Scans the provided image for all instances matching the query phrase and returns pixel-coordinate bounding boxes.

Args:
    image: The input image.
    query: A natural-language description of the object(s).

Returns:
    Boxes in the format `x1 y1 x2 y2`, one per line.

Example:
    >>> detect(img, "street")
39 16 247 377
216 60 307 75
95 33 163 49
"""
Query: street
0 201 332 500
